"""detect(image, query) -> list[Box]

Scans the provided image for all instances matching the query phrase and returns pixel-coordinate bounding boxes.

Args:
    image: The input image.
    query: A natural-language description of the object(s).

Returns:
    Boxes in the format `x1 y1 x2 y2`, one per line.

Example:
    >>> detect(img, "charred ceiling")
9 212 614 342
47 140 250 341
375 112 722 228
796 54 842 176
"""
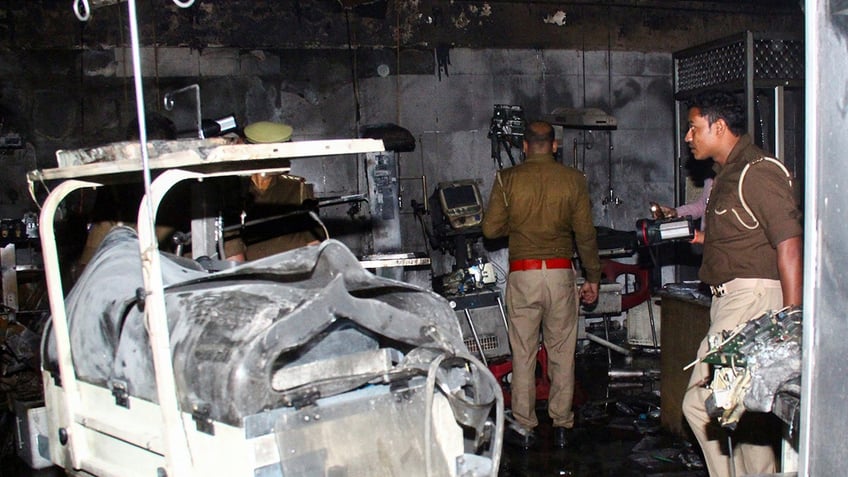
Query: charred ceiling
0 1 802 53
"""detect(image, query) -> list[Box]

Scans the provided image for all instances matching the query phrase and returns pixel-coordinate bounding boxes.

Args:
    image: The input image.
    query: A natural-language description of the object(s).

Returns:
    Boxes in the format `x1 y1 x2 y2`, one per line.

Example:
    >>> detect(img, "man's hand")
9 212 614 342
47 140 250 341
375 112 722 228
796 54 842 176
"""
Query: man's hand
689 229 704 245
580 281 599 305
651 204 678 220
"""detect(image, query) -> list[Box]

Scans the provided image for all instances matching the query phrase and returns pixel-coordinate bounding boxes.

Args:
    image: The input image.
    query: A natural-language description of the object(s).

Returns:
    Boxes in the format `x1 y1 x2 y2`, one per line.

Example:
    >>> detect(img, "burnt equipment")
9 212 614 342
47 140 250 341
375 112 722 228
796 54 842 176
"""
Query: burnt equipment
436 180 484 230
429 181 484 270
428 180 498 297
488 104 526 169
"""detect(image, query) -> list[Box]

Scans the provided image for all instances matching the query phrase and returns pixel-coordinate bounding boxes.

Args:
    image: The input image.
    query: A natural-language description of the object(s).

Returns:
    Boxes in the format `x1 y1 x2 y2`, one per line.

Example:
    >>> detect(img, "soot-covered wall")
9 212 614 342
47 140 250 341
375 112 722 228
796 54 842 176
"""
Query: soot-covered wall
0 1 803 273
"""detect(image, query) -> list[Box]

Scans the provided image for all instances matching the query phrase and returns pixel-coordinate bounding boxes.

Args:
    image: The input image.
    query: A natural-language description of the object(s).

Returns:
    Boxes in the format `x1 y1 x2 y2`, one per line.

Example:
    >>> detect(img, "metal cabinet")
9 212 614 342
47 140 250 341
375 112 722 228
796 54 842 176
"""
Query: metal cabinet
672 31 805 207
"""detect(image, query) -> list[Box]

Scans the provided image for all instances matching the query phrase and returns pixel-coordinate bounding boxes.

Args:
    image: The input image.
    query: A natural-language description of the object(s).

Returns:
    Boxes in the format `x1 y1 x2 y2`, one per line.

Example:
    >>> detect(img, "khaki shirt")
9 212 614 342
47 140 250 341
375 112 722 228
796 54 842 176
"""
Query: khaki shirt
481 153 601 283
245 175 322 259
699 135 803 285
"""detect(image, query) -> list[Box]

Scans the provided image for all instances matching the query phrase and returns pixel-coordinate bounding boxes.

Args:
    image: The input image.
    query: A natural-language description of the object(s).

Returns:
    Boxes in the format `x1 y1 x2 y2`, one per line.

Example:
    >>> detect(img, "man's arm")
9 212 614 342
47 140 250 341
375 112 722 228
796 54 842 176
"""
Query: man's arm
676 177 713 220
570 175 601 304
777 235 803 307
571 176 602 286
481 174 509 239
743 161 803 307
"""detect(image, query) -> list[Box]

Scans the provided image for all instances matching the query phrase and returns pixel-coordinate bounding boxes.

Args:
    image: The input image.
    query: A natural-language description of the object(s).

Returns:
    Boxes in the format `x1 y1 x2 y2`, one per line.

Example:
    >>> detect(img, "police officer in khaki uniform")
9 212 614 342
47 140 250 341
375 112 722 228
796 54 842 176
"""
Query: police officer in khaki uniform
482 120 601 450
680 91 803 477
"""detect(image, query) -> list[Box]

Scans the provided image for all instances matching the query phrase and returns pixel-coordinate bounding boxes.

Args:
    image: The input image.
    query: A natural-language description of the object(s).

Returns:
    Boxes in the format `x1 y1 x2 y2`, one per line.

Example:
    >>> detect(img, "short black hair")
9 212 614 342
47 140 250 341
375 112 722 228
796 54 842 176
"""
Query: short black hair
523 120 555 146
685 91 746 136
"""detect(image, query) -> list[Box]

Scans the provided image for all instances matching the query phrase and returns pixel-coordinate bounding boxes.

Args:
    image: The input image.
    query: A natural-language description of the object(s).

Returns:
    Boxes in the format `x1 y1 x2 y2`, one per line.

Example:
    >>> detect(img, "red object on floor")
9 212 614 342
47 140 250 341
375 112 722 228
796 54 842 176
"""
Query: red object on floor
488 345 587 408
488 345 553 407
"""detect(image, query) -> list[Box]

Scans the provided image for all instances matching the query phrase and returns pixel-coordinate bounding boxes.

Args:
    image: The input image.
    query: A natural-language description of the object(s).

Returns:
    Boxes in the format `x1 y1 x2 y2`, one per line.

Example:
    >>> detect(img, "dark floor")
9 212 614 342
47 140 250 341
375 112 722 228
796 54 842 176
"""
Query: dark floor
1 337 707 477
497 342 707 477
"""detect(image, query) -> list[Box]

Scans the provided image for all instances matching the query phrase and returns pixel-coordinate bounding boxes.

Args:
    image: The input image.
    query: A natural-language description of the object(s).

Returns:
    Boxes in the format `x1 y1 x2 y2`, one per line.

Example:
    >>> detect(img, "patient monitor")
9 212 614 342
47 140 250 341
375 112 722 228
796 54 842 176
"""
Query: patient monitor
437 180 484 230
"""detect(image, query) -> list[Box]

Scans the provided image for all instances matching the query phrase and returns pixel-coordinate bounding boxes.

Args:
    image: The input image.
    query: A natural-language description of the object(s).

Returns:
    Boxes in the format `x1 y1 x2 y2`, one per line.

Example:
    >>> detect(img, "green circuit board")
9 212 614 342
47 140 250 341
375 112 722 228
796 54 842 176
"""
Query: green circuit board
701 307 802 368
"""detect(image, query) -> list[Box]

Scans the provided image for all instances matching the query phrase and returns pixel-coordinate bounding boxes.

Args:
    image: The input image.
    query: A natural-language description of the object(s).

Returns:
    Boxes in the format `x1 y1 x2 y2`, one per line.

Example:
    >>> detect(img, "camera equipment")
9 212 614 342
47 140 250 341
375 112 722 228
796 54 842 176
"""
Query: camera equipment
488 104 526 169
490 105 526 143
635 216 695 247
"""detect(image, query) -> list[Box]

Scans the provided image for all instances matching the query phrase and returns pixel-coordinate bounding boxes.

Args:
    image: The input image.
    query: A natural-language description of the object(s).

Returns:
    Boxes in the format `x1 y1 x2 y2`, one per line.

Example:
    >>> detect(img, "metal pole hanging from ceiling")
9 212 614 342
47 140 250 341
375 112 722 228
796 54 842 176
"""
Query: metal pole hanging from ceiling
126 2 193 475
72 1 197 475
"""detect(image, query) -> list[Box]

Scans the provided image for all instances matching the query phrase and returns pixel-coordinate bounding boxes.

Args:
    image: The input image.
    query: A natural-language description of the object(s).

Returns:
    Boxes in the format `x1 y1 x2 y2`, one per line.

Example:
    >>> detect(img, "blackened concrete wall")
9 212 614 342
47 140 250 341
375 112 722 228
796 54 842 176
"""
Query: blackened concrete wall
0 1 803 273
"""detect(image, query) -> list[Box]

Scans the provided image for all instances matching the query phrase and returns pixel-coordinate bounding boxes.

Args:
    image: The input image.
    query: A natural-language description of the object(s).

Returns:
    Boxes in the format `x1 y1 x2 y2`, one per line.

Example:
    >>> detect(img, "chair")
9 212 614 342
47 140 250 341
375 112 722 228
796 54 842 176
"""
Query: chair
584 259 657 365
600 258 658 349
487 345 551 407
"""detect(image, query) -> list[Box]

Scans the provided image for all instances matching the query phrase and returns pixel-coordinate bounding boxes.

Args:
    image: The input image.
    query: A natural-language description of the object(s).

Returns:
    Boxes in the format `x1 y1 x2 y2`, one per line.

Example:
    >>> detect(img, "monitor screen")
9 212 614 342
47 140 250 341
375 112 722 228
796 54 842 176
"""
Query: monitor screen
441 184 480 210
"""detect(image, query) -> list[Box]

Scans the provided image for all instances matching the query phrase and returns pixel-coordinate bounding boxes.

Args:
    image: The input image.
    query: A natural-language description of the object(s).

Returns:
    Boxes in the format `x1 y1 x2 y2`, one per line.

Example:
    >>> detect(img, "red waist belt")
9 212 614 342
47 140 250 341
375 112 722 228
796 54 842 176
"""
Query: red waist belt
510 258 573 272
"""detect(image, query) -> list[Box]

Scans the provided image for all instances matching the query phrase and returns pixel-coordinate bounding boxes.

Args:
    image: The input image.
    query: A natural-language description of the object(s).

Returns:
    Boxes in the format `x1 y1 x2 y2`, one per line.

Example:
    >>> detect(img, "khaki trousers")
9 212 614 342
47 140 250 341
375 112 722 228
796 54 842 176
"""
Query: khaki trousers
682 278 783 477
505 266 578 429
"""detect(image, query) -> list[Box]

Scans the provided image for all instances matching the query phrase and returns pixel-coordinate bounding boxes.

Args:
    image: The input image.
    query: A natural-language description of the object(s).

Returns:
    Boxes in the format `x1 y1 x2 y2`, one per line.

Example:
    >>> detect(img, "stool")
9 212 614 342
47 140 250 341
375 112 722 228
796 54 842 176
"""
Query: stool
487 345 551 406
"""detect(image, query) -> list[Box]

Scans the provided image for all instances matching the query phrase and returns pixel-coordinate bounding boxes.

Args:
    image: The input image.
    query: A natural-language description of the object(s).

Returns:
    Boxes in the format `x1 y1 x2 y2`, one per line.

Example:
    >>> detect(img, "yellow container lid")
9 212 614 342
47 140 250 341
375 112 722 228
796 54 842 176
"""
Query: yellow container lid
244 121 293 143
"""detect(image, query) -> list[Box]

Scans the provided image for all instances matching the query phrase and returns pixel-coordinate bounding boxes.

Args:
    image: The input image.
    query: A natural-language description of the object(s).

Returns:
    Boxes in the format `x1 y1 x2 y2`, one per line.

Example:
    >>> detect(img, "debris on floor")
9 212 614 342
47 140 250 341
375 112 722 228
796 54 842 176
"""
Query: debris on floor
499 348 707 477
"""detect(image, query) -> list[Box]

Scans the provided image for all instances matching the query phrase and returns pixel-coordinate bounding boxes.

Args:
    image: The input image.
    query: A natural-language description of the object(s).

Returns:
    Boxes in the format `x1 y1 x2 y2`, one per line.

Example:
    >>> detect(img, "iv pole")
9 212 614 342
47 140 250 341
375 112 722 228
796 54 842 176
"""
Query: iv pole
74 1 197 475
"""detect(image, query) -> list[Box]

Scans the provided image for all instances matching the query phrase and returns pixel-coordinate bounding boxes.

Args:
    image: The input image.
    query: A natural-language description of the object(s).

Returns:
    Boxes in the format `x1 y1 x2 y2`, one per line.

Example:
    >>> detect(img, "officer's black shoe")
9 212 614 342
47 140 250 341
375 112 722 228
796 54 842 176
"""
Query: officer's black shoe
505 427 536 450
553 426 572 449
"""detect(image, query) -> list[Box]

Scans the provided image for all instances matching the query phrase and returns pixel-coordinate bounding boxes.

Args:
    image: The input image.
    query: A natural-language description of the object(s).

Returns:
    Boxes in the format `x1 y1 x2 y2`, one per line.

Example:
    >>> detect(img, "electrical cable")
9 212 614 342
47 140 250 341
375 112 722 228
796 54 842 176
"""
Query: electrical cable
344 10 362 126
414 209 432 257
581 9 588 170
125 1 153 244
608 25 613 150
308 210 330 240
27 175 49 211
119 4 129 108
602 20 619 218
489 259 508 287
465 351 505 474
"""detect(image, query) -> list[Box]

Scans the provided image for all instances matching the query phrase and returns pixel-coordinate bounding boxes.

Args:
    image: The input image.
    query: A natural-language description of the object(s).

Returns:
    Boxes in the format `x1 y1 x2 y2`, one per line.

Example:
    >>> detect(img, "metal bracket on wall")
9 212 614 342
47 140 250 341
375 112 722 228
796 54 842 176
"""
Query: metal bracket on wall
164 84 204 139
398 175 428 214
